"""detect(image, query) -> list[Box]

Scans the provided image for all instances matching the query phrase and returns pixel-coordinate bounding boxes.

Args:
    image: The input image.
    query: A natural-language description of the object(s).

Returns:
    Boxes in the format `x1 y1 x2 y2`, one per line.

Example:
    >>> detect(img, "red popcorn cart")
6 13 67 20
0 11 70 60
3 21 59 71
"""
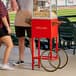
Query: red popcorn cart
32 0 60 71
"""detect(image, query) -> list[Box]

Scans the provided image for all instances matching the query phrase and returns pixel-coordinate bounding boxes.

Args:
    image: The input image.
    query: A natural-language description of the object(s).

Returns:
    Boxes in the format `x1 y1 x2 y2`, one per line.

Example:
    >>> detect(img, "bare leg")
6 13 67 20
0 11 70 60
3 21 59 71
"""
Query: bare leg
18 37 25 61
29 38 36 54
29 38 32 54
18 37 35 62
29 38 38 66
0 36 13 64
0 40 2 47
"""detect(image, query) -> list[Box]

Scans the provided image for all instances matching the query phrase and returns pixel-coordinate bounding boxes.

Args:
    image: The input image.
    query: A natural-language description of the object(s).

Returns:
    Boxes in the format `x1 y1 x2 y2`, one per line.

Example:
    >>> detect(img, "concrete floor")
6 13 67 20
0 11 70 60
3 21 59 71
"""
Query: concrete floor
0 45 76 76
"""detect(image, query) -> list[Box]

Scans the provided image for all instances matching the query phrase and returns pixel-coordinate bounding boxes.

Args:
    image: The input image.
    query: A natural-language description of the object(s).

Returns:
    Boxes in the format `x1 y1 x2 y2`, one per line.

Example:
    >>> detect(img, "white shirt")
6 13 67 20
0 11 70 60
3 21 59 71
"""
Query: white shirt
17 0 33 12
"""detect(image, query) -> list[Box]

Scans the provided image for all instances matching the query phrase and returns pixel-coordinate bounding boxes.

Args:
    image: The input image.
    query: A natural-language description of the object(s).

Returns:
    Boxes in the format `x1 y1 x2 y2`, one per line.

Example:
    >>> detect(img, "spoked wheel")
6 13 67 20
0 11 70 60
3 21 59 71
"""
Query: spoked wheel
58 49 68 69
49 49 68 69
40 50 60 72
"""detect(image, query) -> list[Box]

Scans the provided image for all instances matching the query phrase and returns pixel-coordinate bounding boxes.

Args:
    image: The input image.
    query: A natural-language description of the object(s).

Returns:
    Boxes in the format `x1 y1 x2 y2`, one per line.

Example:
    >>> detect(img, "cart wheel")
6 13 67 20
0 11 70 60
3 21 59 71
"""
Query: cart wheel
40 50 60 72
48 50 61 70
49 49 68 69
58 49 68 69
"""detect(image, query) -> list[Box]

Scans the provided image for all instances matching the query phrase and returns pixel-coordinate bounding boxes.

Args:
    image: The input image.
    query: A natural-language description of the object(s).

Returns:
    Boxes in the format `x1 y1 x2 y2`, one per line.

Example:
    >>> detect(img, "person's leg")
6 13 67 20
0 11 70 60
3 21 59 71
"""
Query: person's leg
1 36 13 64
29 38 32 53
0 36 14 70
0 40 2 47
26 27 36 53
18 37 25 61
26 27 32 53
13 26 25 65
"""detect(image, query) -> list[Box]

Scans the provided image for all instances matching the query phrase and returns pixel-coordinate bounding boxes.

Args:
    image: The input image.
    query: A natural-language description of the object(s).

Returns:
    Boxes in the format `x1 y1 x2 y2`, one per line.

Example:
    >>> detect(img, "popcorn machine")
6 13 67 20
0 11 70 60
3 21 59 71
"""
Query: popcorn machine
32 0 59 70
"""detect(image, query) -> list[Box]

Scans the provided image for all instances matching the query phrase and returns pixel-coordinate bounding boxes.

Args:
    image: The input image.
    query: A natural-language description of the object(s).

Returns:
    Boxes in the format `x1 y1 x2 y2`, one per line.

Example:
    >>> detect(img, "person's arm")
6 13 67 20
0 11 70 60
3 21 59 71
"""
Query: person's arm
11 0 18 11
0 1 11 34
2 16 11 34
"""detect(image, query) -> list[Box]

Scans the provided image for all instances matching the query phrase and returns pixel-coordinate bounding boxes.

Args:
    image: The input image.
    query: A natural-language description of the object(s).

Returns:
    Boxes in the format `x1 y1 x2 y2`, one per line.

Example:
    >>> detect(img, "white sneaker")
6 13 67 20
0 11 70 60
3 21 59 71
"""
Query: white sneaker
0 64 15 70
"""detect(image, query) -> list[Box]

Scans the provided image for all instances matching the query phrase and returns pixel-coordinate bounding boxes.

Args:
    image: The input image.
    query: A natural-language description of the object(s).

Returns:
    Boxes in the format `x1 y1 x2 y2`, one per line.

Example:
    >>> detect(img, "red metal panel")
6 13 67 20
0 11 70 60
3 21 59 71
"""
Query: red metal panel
32 19 58 38
32 19 51 38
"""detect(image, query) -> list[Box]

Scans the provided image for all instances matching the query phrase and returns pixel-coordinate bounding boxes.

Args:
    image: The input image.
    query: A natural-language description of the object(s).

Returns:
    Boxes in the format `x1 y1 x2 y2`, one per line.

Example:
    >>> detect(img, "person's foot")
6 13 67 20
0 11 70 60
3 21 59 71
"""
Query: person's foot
0 64 15 70
13 61 24 66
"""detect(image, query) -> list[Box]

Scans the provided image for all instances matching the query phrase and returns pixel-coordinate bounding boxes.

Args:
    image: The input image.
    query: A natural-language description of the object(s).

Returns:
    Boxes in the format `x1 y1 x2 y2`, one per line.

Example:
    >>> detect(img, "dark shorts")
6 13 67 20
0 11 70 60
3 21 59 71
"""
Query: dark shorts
15 26 31 38
0 26 9 38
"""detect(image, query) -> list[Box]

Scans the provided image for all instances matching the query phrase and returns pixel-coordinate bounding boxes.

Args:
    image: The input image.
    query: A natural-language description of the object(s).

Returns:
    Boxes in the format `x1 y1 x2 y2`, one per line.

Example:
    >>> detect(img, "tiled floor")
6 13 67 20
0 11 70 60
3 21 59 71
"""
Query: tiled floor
0 45 76 76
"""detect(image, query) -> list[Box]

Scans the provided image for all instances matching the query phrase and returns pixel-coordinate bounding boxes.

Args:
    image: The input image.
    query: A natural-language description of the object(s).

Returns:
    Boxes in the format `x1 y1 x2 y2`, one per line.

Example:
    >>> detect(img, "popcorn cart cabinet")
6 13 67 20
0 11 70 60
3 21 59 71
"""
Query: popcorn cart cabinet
32 0 59 70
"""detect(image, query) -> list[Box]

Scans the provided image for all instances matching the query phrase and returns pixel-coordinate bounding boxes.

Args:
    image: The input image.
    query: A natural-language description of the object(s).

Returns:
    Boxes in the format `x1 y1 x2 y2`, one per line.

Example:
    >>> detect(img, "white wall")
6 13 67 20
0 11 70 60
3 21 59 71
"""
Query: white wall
57 0 76 6
2 0 76 7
